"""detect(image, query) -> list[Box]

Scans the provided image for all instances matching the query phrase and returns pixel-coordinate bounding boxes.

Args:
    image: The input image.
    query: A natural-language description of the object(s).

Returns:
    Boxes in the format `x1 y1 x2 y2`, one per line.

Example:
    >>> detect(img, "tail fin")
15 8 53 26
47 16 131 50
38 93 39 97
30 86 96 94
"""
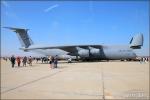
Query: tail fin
129 33 143 49
4 27 33 48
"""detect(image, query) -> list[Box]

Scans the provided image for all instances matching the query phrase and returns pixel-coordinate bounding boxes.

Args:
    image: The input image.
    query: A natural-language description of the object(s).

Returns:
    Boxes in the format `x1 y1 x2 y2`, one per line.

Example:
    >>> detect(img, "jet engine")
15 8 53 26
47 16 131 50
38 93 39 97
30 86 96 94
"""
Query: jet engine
88 47 101 57
90 48 100 56
77 49 89 58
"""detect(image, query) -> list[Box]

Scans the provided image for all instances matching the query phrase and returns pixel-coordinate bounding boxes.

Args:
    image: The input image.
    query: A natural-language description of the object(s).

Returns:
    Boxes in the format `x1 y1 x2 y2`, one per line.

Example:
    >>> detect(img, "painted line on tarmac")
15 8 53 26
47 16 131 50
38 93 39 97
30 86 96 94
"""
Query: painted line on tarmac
1 69 64 94
100 65 105 100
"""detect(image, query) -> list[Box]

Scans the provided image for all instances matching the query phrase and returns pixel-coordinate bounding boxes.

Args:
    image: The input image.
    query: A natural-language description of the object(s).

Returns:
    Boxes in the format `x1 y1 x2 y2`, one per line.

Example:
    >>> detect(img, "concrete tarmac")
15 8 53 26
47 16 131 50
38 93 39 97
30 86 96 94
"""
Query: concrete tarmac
1 59 149 99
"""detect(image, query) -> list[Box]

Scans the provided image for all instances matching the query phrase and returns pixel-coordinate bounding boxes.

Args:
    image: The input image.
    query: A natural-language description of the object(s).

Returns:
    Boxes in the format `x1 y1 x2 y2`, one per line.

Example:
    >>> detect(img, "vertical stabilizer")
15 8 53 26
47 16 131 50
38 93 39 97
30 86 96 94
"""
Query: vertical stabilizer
130 34 143 49
4 27 33 48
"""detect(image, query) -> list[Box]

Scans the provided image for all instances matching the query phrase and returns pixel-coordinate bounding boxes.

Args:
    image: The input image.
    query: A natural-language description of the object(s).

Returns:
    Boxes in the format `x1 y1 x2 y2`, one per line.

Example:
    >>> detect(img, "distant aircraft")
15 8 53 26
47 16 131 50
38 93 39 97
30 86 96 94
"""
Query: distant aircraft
4 27 143 61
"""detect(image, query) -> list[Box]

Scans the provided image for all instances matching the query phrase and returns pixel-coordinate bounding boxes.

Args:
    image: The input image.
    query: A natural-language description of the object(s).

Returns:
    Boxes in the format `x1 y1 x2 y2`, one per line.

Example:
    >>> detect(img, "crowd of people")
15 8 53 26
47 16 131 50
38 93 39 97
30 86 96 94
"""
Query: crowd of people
4 55 58 69
48 55 58 69
2 55 149 68
10 55 33 68
139 57 150 63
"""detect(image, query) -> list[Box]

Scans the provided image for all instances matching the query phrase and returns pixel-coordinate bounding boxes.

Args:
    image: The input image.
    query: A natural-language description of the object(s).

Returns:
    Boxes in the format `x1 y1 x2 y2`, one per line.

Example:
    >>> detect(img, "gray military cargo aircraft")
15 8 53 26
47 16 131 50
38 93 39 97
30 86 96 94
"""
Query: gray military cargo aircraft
4 27 143 61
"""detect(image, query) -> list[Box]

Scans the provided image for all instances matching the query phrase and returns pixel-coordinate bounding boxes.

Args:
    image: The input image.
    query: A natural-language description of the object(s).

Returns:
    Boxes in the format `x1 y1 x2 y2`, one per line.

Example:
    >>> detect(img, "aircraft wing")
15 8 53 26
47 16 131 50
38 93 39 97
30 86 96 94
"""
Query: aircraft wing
22 45 102 56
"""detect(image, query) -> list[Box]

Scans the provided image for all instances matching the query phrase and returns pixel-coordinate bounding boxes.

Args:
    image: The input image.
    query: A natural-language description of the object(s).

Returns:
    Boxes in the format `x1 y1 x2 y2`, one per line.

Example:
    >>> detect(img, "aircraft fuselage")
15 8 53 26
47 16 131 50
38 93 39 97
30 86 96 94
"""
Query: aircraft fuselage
26 45 136 60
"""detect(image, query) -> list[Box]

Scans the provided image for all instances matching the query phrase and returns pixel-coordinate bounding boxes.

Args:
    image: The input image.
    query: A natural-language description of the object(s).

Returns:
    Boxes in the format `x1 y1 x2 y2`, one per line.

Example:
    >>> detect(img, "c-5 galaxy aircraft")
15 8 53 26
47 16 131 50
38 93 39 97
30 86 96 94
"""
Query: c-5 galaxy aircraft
4 27 143 61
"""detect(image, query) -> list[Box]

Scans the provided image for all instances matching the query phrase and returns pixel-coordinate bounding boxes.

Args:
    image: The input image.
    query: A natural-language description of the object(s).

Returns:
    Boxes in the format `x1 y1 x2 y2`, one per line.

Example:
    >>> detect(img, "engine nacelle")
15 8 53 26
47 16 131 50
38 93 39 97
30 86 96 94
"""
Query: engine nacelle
90 48 100 56
78 49 89 58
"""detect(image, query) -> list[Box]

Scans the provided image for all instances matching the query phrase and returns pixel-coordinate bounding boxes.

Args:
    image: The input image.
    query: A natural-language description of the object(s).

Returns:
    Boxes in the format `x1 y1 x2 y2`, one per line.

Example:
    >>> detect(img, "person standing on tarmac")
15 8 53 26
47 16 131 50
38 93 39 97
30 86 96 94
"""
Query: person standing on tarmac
51 56 55 68
22 56 27 67
28 56 33 66
49 56 53 68
16 56 21 67
54 55 58 68
10 55 16 68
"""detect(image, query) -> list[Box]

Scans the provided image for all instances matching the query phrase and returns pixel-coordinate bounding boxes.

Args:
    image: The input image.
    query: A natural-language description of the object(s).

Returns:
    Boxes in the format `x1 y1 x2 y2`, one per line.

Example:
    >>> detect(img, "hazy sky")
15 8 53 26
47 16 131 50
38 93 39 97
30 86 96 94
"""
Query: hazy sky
1 1 149 57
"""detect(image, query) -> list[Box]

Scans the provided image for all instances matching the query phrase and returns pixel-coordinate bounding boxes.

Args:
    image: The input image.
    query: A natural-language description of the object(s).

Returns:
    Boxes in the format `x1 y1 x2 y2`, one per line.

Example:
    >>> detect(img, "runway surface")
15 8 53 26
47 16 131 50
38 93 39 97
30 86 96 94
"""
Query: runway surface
1 59 149 99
